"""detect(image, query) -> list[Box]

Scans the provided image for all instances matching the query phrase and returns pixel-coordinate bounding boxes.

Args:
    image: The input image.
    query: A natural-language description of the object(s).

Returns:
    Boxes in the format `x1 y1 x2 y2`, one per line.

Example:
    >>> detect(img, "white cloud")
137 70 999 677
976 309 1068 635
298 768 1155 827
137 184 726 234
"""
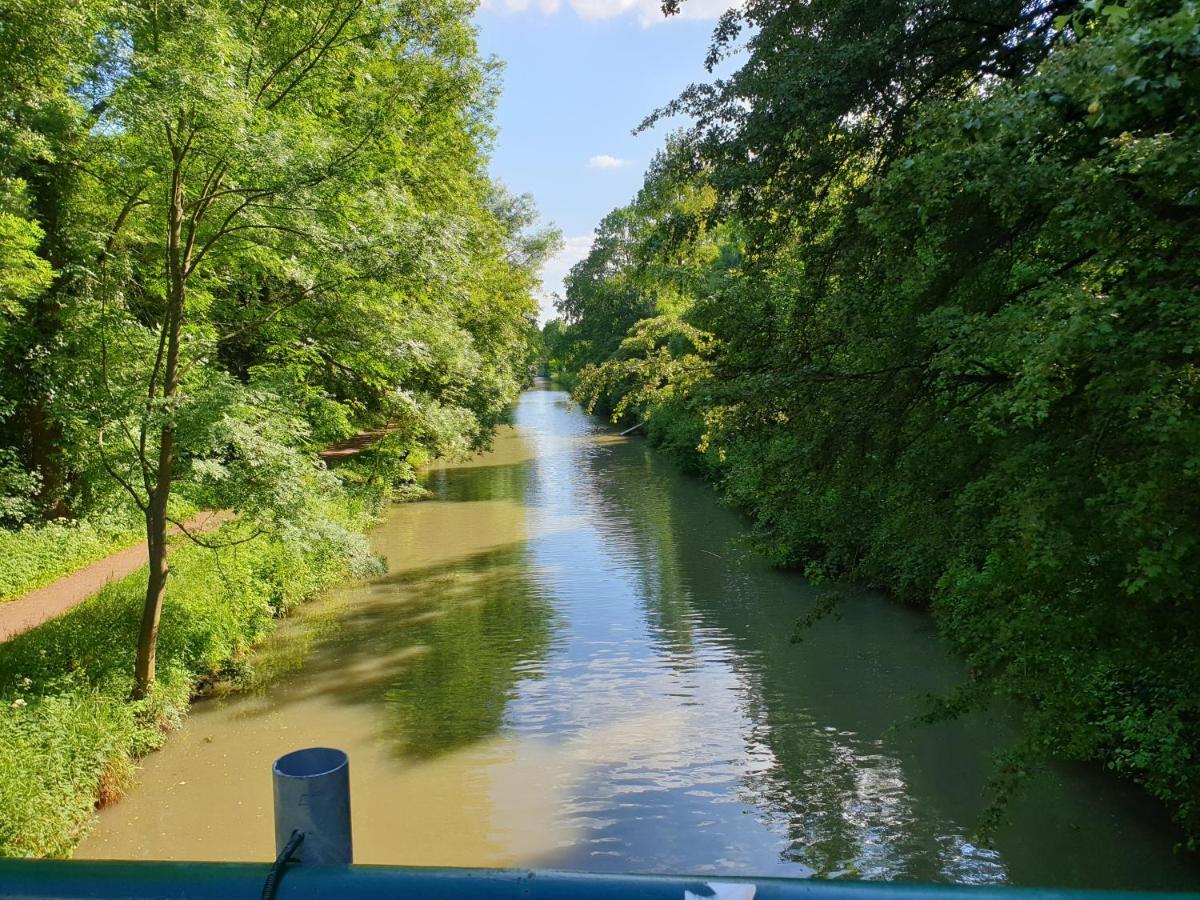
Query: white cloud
587 154 631 170
536 233 594 323
481 0 738 27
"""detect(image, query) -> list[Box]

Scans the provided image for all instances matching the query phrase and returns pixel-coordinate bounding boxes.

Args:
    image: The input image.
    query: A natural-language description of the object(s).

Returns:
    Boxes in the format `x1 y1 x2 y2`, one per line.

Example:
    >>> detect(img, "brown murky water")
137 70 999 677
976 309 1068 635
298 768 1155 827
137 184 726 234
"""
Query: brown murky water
77 385 1200 887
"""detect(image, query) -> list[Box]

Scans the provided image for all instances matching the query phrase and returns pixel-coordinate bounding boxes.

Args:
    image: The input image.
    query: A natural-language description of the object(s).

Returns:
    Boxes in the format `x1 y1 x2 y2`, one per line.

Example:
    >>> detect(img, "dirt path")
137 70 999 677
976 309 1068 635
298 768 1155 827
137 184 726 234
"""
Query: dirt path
0 510 233 643
0 428 395 644
318 427 397 464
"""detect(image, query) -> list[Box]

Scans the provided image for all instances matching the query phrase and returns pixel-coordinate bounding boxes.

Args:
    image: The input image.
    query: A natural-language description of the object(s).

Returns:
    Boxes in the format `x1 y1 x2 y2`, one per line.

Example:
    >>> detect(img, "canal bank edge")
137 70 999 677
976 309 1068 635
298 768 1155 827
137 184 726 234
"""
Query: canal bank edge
0 455 414 858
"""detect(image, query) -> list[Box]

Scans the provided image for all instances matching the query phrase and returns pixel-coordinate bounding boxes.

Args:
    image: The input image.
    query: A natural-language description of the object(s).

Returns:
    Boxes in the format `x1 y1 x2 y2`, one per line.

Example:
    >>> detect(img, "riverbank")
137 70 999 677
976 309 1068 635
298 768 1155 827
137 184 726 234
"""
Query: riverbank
0 512 234 643
0 479 383 857
0 510 148 604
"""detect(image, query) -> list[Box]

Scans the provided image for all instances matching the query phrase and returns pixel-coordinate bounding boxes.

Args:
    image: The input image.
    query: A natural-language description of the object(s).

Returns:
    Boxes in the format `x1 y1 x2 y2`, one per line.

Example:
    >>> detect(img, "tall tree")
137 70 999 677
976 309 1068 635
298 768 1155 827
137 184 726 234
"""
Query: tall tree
75 0 512 697
0 0 113 518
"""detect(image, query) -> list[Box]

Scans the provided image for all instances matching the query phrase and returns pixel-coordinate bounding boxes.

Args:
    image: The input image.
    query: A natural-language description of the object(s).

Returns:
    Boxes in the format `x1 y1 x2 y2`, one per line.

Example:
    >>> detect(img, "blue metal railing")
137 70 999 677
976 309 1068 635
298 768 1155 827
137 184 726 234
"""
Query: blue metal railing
5 748 1197 899
1 862 1197 900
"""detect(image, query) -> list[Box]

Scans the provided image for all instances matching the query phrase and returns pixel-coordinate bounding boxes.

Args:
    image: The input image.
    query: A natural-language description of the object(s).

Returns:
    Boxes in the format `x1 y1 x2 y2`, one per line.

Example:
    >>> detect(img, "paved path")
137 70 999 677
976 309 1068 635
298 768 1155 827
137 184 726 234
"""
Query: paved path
0 510 233 643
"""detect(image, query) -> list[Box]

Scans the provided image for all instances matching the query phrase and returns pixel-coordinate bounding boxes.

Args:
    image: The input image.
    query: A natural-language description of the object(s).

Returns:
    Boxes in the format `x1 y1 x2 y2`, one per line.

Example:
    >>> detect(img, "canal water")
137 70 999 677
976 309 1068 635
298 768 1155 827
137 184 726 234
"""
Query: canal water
78 384 1199 887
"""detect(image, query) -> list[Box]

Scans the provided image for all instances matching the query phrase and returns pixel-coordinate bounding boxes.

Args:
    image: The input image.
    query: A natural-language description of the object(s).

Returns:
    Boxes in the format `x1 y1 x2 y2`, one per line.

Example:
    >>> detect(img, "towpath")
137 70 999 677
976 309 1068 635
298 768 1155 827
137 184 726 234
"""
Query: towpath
317 427 397 465
0 428 396 643
0 511 234 642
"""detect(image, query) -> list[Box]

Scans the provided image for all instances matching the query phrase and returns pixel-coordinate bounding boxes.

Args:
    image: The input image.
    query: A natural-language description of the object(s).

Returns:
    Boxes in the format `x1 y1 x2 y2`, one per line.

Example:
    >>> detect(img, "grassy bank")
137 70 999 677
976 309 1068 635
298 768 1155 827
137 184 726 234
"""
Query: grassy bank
0 510 145 603
0 484 382 858
0 491 215 603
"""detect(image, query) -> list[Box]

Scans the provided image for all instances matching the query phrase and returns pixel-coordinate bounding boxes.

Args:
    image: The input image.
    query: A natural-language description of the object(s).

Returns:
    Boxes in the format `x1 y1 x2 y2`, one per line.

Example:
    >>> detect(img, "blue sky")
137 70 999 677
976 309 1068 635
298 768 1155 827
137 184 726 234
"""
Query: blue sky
472 0 739 322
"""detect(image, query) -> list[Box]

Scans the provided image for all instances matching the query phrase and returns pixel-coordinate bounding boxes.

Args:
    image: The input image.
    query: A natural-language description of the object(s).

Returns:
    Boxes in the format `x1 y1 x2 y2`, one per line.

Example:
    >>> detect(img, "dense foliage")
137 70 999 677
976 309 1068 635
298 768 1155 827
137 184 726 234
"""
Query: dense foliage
551 0 1200 846
0 0 554 691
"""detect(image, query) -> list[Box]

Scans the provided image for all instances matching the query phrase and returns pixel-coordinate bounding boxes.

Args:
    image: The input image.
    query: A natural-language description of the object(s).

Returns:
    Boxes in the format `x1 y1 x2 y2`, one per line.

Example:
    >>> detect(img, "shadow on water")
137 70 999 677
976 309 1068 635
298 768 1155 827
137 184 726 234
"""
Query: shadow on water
425 458 538 504
331 547 554 758
243 542 559 761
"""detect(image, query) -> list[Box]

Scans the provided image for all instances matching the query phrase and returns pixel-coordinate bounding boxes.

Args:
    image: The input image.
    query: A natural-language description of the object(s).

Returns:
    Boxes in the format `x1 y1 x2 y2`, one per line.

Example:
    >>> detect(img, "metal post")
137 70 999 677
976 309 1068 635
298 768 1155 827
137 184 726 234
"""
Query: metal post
272 747 353 864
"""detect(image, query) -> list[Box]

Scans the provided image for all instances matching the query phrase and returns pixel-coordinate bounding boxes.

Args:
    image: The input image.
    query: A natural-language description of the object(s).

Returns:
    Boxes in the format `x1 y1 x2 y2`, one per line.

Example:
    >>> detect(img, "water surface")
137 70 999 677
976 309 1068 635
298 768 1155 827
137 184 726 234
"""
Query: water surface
79 385 1199 887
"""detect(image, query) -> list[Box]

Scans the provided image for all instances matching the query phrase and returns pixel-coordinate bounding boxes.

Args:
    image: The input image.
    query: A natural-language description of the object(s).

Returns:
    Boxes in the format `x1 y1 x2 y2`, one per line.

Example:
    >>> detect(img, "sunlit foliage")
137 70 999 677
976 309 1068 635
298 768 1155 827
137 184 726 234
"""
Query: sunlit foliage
0 0 555 692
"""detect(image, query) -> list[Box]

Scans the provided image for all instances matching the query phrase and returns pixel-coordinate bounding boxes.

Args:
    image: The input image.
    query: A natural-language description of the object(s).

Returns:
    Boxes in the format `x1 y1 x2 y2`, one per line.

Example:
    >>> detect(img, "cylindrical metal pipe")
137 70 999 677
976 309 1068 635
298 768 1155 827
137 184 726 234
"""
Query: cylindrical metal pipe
272 747 353 864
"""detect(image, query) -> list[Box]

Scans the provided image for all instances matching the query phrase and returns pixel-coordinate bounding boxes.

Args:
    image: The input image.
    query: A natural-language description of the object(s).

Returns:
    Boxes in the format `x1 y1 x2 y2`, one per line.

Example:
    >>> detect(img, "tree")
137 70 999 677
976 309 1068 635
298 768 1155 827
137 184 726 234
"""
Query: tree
67 0 526 697
0 0 114 518
561 0 1200 844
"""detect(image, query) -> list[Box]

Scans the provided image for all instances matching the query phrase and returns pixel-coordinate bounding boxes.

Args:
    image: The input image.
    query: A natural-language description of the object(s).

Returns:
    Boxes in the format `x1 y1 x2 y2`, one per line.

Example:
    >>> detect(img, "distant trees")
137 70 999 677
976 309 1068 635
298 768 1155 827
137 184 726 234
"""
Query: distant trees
0 0 555 695
553 0 1200 844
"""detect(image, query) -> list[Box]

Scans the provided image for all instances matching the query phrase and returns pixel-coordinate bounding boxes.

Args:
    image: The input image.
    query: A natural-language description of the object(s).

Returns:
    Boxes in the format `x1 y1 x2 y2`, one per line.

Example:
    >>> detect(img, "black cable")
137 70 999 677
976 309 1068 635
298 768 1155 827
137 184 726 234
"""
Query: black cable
261 829 305 900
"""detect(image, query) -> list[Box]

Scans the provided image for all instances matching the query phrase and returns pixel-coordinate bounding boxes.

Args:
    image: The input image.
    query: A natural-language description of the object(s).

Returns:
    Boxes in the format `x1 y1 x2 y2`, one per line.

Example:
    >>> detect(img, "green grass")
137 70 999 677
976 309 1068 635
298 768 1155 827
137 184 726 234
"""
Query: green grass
0 510 146 602
0 490 380 858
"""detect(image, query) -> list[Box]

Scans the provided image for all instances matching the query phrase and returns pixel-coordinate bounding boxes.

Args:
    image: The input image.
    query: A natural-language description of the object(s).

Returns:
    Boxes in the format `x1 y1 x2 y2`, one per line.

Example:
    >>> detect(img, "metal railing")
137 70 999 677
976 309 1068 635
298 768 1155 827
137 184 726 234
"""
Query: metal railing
0 748 1195 900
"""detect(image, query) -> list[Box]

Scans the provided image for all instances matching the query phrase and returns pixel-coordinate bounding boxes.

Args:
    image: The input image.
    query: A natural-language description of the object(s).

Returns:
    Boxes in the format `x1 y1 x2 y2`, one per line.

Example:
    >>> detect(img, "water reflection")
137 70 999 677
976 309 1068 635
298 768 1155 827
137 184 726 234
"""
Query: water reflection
78 386 1200 888
372 546 557 759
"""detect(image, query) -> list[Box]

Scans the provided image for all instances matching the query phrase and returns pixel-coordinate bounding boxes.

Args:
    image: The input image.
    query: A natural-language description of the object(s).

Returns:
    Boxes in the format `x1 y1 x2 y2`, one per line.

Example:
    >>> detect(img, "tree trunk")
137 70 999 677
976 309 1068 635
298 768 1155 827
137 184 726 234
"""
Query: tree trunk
133 477 170 699
132 150 186 700
28 403 69 520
